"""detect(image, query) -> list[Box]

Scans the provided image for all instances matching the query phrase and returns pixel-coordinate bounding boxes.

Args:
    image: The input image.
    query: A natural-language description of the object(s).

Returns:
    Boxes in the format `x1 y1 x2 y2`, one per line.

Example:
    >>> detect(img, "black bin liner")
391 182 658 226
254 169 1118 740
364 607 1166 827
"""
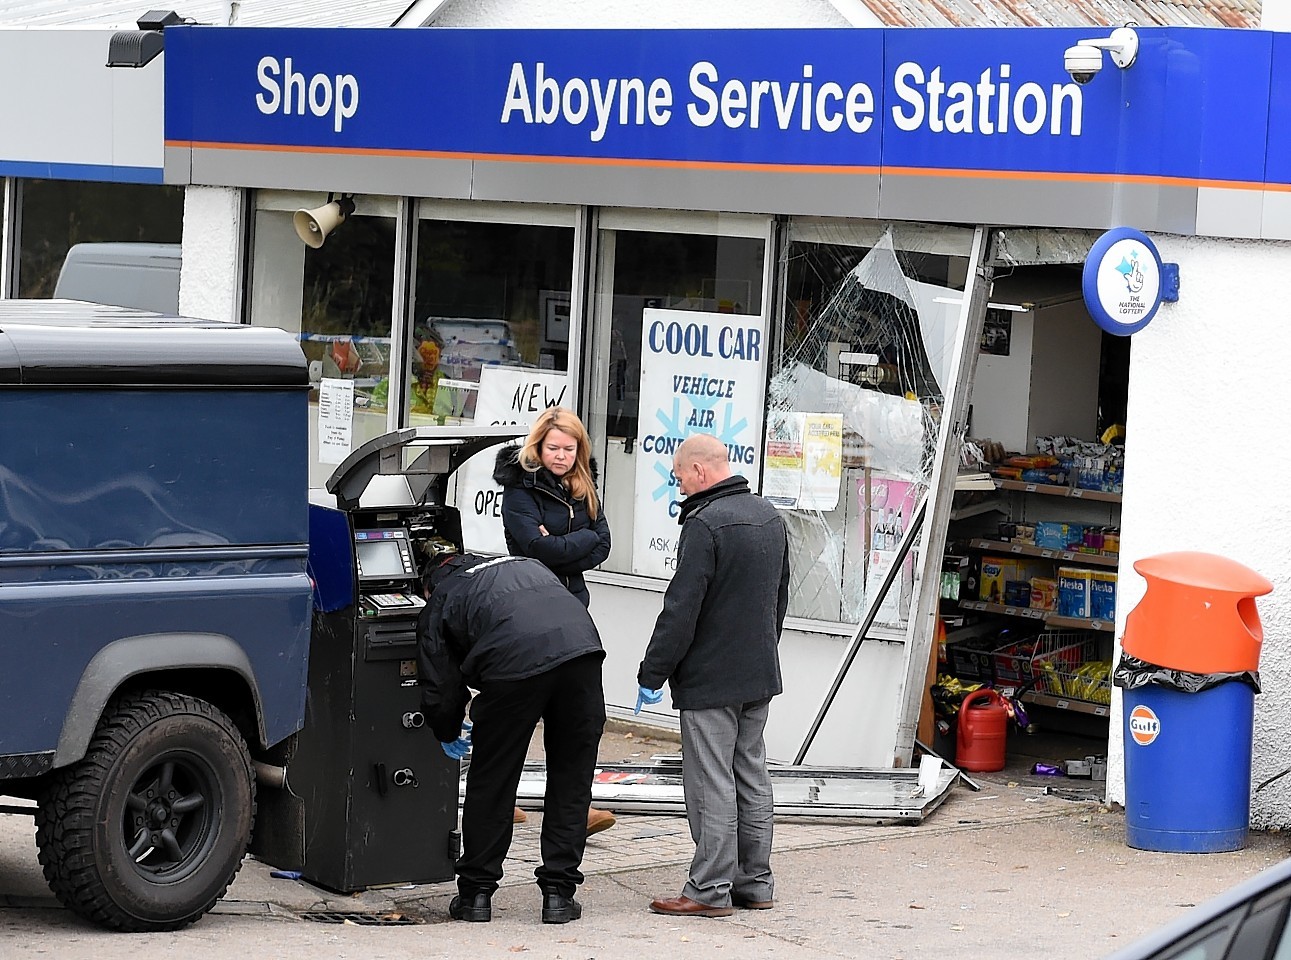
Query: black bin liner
1113 654 1261 695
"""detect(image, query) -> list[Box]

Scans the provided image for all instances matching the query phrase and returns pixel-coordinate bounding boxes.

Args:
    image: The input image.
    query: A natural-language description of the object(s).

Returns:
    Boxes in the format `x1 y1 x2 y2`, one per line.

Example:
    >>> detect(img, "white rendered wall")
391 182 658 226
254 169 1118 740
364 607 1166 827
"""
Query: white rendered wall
433 0 851 28
0 29 162 174
1106 236 1291 829
1265 0 1291 31
178 186 243 322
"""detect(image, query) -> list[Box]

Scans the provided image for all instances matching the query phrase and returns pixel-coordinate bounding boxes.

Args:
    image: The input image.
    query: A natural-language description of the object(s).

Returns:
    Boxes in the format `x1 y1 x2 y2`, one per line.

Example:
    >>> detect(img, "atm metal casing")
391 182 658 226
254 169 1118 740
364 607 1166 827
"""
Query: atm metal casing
251 427 523 892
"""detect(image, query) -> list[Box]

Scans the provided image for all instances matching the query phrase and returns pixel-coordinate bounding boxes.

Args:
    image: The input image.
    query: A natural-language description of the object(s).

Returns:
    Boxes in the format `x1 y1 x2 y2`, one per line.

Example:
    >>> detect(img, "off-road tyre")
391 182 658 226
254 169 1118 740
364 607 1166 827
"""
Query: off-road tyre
34 691 256 931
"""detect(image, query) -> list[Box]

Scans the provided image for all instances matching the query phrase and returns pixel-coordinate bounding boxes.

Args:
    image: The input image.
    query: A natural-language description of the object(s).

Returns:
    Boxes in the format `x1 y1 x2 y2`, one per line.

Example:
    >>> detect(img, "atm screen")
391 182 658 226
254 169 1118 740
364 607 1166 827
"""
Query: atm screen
355 537 407 578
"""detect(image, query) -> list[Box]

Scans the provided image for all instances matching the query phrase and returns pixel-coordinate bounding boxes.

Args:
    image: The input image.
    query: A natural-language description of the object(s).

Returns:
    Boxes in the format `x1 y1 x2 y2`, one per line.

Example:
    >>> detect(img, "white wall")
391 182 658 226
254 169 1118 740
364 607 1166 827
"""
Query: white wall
1264 0 1291 30
433 0 851 27
0 29 162 172
1107 236 1291 829
972 299 1101 453
179 186 243 322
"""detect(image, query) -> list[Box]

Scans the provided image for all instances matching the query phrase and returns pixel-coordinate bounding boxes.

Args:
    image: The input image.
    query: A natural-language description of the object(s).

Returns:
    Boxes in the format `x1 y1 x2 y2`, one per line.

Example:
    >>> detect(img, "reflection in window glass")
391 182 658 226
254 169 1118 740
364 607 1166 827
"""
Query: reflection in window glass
592 229 765 576
603 231 764 440
409 220 573 425
770 223 971 624
16 180 183 298
248 204 396 488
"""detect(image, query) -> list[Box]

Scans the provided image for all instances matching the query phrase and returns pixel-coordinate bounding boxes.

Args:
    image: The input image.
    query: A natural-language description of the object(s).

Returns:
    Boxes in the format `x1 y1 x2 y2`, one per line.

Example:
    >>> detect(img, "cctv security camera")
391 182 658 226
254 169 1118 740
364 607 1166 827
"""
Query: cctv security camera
1064 44 1103 85
1063 27 1139 85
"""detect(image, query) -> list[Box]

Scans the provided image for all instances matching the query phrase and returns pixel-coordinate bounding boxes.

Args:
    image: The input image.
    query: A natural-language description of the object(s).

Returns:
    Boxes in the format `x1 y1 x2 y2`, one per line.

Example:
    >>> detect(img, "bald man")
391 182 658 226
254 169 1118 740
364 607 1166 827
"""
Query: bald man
638 433 790 918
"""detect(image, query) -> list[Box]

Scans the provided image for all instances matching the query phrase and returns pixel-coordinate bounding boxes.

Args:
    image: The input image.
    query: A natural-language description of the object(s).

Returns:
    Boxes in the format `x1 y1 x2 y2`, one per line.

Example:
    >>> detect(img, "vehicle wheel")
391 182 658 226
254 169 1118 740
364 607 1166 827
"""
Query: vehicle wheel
34 691 256 932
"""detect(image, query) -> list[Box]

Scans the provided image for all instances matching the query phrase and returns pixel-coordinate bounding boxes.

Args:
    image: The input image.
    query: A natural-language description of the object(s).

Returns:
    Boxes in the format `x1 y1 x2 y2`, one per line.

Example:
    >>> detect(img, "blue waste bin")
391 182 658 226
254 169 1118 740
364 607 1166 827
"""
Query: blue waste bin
1123 680 1254 853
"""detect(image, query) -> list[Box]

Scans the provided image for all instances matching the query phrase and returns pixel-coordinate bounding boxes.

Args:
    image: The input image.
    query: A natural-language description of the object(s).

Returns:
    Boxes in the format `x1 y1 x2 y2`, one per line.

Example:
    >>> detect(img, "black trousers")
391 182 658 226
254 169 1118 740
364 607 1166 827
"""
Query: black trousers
458 653 605 898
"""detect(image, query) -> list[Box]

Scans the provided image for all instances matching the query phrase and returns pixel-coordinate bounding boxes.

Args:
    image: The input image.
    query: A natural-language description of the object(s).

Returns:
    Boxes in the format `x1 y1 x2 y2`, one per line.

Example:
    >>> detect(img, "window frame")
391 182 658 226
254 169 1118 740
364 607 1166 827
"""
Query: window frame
583 207 776 581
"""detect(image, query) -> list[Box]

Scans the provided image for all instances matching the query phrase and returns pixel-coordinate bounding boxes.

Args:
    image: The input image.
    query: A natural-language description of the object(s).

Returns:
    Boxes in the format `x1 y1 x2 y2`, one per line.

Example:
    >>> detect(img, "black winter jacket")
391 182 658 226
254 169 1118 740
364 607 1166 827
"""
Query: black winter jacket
417 555 604 742
492 446 611 607
638 475 789 711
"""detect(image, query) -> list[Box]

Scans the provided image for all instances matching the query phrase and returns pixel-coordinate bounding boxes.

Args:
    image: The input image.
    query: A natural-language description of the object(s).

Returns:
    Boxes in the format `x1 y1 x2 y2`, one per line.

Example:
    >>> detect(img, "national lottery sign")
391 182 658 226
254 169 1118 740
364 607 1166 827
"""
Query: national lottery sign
632 308 767 579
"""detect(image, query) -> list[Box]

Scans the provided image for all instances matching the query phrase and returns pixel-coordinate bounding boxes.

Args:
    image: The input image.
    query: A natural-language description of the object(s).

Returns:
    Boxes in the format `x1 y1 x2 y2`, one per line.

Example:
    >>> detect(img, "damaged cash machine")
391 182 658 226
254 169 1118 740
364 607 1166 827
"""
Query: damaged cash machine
252 426 522 893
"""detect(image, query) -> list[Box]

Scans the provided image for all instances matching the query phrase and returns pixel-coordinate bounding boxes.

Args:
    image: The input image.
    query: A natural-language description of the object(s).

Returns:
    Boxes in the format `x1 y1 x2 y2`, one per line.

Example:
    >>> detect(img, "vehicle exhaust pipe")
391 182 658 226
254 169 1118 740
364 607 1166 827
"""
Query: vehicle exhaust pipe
253 760 287 789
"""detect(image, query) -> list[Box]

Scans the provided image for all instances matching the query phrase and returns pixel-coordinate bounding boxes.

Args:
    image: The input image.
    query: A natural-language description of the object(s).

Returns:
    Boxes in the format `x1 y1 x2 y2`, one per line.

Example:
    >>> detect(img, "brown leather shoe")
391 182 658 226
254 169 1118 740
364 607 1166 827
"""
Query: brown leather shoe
586 807 616 835
732 896 774 910
513 806 528 824
649 895 734 918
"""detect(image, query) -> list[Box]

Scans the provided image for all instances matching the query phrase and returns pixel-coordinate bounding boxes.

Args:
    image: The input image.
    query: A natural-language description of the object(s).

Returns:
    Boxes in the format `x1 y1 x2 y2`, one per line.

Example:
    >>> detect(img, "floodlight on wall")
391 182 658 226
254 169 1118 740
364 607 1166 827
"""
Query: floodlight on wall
107 9 186 68
294 194 357 249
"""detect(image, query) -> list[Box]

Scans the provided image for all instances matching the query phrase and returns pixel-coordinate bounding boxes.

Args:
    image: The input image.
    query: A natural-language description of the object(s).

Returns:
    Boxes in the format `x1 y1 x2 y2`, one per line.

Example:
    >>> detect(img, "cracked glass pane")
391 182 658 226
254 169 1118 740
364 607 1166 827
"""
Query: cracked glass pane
769 221 975 626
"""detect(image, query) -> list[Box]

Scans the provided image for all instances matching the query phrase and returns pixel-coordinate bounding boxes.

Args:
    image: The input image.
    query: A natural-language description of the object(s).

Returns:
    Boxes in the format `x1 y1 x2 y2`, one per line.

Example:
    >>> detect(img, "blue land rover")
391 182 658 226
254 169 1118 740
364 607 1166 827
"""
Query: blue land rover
0 301 312 931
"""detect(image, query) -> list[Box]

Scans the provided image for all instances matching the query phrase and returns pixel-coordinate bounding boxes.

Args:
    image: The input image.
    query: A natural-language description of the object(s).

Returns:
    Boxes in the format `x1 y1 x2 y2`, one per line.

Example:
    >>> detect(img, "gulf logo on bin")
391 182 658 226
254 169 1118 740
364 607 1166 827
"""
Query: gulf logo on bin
1129 705 1161 745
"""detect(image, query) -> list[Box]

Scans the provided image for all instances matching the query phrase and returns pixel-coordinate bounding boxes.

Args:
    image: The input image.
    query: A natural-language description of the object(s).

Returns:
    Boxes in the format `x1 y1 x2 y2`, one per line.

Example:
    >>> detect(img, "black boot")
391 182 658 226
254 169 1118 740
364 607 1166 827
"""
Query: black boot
449 892 492 922
541 892 583 924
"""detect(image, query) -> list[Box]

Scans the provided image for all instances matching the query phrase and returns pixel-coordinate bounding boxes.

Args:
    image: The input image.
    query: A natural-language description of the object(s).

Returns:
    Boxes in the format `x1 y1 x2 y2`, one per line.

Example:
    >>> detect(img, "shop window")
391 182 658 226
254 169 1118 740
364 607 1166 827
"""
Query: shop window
587 218 768 577
408 216 575 425
248 193 397 489
14 179 183 298
769 220 975 625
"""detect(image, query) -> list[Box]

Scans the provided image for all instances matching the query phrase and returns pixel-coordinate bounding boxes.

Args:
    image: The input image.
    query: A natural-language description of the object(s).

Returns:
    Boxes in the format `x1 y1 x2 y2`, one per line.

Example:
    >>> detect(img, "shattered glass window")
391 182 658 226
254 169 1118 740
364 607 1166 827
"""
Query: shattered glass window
768 220 975 626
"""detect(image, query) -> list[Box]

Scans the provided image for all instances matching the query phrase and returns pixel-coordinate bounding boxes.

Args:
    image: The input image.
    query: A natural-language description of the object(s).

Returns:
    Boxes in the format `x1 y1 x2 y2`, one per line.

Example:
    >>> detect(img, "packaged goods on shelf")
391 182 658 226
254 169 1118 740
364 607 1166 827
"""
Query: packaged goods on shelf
1034 435 1125 493
1090 570 1117 621
1004 580 1031 607
1030 577 1058 611
980 555 1012 604
1057 567 1094 618
1036 521 1085 551
1004 454 1060 469
980 556 1044 604
992 630 1086 685
1033 647 1112 705
946 635 1001 682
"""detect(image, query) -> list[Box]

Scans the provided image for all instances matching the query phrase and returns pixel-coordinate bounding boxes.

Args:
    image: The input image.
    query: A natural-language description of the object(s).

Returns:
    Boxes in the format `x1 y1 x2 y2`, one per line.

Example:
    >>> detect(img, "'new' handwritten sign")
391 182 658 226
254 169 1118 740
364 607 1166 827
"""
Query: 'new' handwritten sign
457 365 570 554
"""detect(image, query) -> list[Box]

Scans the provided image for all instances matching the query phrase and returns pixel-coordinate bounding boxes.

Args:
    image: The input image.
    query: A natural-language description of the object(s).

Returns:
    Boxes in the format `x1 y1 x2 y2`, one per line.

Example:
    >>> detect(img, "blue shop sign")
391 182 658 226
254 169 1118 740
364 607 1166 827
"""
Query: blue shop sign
164 26 1277 187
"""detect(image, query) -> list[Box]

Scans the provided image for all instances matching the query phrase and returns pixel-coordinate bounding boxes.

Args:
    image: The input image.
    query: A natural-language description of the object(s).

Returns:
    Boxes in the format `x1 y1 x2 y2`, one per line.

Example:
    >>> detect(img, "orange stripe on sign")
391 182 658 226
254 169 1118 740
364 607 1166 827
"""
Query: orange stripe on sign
164 140 1278 190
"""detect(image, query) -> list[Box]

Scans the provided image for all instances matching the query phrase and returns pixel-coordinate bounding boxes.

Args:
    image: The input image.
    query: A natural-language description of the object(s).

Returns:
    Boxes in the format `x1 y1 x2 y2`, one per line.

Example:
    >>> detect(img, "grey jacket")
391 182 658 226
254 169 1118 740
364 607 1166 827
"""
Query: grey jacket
638 475 789 710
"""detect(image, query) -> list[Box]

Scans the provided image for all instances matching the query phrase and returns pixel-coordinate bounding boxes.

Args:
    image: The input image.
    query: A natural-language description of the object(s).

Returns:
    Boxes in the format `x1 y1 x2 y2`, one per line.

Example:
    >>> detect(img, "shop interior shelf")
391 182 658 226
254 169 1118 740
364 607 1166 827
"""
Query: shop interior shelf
959 599 1115 633
949 499 1004 522
968 538 1119 568
1017 690 1111 717
992 633 1112 715
994 479 1122 504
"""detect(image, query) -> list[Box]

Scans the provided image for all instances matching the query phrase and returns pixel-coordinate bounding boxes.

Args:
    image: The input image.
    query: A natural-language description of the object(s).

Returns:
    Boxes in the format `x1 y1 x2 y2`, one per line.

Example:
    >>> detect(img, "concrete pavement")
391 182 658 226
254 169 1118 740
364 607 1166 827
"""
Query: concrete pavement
1 729 1288 958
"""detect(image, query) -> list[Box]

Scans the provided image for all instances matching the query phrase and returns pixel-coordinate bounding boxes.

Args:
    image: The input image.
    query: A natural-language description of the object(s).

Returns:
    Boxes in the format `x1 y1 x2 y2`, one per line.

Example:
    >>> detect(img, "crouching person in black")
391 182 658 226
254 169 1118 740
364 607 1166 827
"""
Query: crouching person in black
417 553 607 925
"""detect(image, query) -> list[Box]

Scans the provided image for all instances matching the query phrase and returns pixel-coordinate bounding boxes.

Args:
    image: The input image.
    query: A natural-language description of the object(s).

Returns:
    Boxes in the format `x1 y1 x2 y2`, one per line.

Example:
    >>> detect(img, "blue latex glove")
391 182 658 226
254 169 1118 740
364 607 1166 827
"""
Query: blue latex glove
634 686 664 715
441 720 473 761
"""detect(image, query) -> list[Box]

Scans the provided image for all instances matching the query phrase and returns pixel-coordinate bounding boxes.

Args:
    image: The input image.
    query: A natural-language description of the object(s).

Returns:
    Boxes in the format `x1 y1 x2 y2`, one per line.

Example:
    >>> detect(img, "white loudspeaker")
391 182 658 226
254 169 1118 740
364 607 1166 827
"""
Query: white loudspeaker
293 195 355 249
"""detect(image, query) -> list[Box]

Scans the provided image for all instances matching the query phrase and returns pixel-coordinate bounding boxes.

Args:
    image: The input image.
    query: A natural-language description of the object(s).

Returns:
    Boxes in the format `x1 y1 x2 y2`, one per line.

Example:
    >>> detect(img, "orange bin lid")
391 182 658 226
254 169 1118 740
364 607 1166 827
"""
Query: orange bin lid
1122 552 1272 674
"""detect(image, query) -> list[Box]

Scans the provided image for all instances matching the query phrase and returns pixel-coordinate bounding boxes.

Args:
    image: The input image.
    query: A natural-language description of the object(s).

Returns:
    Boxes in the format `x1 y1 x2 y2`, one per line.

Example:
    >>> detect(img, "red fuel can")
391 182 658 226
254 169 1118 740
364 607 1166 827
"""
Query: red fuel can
957 689 1008 772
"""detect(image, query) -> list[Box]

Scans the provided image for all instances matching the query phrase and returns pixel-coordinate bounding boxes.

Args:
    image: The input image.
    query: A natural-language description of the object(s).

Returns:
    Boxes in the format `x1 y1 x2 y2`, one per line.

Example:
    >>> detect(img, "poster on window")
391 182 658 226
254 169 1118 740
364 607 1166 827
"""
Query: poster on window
801 414 843 511
456 365 570 555
632 308 767 578
317 378 355 465
763 411 804 507
861 473 919 625
763 412 842 511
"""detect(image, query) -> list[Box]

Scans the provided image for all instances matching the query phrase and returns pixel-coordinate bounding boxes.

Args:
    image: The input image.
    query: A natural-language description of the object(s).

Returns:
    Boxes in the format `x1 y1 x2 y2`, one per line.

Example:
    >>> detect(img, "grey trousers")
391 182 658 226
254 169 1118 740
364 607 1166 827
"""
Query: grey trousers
678 699 775 907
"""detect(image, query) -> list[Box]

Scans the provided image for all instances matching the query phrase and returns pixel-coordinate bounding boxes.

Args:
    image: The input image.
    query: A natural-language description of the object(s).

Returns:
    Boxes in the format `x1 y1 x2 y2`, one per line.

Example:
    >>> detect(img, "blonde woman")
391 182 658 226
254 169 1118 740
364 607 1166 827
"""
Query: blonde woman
492 408 610 609
493 408 615 833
